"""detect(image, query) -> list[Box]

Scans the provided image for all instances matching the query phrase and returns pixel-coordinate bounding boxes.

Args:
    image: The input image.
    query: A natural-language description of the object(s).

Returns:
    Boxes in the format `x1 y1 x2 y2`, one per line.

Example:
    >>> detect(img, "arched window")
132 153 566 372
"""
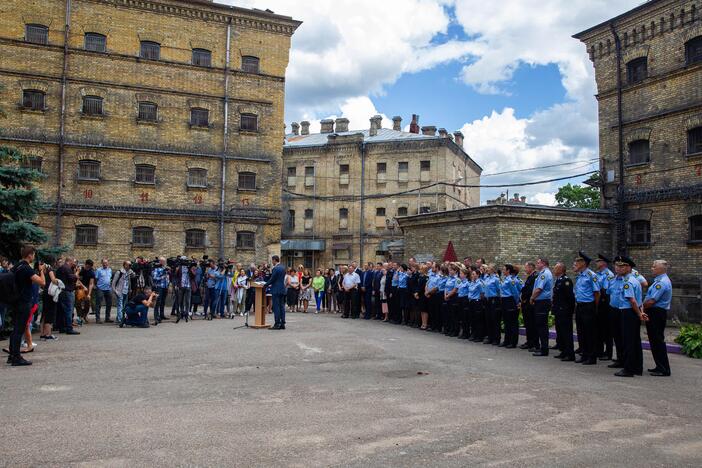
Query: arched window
75 225 98 246
140 41 160 60
630 220 651 245
82 95 103 116
25 24 48 44
240 113 258 132
78 160 100 180
21 156 43 173
686 36 702 65
192 48 211 67
138 102 158 122
135 164 155 184
185 229 206 248
688 127 702 155
84 33 106 52
190 108 209 127
132 227 154 247
627 57 648 84
241 56 260 73
188 168 207 187
238 172 256 190
236 231 255 249
628 139 650 164
22 90 45 110
690 215 702 242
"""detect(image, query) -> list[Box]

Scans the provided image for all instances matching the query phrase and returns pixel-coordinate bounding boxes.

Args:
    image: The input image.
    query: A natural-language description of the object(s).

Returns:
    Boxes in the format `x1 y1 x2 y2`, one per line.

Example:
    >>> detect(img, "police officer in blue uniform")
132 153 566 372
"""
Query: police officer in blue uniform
573 252 600 365
606 259 626 369
595 254 615 360
483 265 501 345
530 257 553 357
614 256 645 378
499 264 522 348
520 262 538 350
552 262 575 361
643 259 673 377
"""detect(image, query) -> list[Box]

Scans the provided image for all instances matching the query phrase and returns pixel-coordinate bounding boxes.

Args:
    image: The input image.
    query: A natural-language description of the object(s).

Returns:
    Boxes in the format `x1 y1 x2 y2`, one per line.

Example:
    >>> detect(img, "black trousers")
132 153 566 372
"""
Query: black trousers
533 300 551 353
398 288 410 324
440 299 450 333
596 294 612 357
446 298 459 335
522 301 536 346
469 300 484 339
645 307 671 374
554 312 574 356
620 307 643 375
389 287 400 323
351 289 361 318
459 297 470 337
342 290 353 317
501 298 519 346
373 292 383 319
485 297 501 344
429 294 442 331
9 302 31 357
576 302 597 361
609 306 623 361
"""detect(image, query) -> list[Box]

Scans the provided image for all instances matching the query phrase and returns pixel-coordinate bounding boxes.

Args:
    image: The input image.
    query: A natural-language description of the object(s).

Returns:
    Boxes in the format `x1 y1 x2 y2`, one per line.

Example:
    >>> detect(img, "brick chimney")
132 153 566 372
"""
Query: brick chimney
392 116 402 131
409 114 420 134
438 128 448 138
320 119 334 134
300 121 310 135
335 117 349 133
421 125 437 136
453 131 464 148
291 122 300 136
369 115 382 137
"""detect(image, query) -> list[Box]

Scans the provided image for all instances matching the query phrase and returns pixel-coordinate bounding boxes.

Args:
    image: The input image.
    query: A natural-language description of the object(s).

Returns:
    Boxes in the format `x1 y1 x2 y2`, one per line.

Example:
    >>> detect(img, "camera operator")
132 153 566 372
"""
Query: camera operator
203 259 217 319
120 286 157 328
211 262 231 319
174 258 196 323
151 257 169 325
112 261 134 325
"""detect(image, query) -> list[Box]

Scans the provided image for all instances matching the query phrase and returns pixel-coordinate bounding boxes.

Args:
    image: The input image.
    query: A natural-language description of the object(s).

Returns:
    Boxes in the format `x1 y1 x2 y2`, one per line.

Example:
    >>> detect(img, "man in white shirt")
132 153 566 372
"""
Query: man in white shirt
341 265 361 319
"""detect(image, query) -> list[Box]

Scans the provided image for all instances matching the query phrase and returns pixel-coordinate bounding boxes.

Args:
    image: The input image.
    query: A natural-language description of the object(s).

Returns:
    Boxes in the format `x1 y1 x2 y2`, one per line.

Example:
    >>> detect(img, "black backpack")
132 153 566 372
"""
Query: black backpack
0 270 20 305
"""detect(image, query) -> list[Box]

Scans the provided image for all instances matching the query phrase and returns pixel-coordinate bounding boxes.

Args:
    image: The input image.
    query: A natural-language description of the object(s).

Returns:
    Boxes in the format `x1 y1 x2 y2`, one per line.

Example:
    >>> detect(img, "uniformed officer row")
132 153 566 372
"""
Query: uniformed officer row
376 253 673 378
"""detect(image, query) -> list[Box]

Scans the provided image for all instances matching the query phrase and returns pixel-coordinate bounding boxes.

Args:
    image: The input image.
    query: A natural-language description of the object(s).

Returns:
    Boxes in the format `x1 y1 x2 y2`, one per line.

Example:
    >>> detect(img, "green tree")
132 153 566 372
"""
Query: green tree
555 173 601 209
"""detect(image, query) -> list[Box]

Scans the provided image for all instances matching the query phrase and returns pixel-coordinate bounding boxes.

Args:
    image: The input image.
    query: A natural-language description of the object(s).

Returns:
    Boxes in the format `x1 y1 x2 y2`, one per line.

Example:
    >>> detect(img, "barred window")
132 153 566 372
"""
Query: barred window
242 56 260 73
138 102 157 122
420 160 431 171
240 113 258 132
238 172 256 190
628 140 650 164
627 57 647 84
84 33 106 52
82 96 103 116
287 210 295 230
132 227 154 247
140 41 160 60
339 208 349 230
376 207 386 217
630 220 651 245
192 48 212 67
339 164 349 186
398 161 409 183
78 160 100 180
135 164 155 184
287 167 297 186
690 215 702 242
304 209 313 219
186 229 206 248
75 225 98 246
397 207 408 217
22 90 45 110
25 24 48 45
188 168 207 187
191 108 209 127
304 166 315 187
688 127 702 155
21 157 43 172
236 231 255 249
685 36 702 65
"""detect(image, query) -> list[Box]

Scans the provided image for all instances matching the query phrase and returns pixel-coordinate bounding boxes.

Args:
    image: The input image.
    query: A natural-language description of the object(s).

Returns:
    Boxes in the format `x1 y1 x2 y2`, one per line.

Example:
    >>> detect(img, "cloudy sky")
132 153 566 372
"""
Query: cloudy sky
222 0 642 204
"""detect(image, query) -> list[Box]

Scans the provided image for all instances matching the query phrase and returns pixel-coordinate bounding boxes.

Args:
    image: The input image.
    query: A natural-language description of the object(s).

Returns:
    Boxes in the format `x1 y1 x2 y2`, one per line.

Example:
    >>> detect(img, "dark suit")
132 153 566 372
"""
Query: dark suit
552 275 575 357
521 272 537 347
265 263 287 327
362 269 374 319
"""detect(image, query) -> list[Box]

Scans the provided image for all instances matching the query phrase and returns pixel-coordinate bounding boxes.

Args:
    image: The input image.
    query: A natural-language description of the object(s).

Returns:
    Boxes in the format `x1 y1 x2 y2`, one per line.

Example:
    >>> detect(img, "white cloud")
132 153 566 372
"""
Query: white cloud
532 192 557 206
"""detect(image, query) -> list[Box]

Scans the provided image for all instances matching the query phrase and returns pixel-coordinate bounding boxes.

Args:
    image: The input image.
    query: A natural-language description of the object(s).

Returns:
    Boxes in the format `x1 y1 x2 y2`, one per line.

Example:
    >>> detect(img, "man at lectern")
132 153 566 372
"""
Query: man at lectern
265 255 287 330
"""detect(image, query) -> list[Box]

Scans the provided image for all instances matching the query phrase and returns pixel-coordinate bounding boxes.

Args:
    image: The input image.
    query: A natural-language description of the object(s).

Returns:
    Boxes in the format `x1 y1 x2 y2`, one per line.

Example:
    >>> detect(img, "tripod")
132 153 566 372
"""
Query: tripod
232 310 249 330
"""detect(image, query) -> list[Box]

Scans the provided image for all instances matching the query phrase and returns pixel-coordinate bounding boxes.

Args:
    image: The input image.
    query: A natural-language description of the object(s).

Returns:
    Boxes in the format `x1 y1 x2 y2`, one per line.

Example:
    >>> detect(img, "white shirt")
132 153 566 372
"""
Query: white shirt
342 272 361 290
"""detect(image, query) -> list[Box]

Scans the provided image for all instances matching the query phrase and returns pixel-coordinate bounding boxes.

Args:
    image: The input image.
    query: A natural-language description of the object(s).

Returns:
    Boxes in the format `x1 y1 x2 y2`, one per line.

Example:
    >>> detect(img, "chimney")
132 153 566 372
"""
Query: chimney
453 131 464 148
421 125 437 136
291 122 300 136
520 196 527 203
300 121 310 135
320 119 334 134
438 128 448 138
369 115 382 137
409 114 420 134
392 116 402 131
335 117 349 133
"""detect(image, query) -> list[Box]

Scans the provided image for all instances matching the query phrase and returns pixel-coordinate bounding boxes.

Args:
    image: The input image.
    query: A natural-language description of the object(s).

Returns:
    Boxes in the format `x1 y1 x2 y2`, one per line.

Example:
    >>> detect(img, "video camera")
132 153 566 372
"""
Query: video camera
168 256 199 270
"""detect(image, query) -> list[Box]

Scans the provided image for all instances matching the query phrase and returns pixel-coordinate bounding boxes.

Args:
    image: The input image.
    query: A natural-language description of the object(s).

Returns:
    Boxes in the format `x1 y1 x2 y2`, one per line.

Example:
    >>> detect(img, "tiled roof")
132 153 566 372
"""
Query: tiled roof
284 128 437 148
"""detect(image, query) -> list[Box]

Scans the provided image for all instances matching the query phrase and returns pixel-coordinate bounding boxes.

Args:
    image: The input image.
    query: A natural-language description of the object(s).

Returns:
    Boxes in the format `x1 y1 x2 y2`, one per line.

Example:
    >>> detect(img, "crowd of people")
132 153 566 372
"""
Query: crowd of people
1 247 674 378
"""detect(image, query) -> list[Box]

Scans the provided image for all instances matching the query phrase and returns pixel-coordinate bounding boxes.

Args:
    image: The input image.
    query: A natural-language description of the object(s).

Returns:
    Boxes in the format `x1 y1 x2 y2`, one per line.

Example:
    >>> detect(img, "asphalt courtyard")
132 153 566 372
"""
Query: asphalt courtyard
2 313 702 467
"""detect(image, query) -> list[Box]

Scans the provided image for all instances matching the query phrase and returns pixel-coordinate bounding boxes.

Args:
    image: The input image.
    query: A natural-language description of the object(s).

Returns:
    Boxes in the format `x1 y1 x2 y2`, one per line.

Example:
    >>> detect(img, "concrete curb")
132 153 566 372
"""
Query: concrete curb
518 328 683 354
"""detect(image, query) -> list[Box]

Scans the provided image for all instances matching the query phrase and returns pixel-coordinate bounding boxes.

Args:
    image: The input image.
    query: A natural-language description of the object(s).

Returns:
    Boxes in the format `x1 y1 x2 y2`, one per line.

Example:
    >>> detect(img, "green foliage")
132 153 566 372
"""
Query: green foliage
555 173 601 209
516 310 555 329
675 325 702 359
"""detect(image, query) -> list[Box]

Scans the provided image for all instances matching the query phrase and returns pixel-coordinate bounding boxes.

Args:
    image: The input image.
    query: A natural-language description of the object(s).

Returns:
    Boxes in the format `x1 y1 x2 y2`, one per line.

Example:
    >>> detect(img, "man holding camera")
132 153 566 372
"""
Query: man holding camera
151 257 169 325
120 286 157 328
174 258 196 323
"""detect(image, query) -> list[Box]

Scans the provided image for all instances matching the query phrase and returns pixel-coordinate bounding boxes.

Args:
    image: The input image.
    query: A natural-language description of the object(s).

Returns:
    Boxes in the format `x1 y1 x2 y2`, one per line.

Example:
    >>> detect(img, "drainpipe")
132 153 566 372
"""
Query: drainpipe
610 22 627 255
220 18 232 260
359 141 366 265
56 0 71 246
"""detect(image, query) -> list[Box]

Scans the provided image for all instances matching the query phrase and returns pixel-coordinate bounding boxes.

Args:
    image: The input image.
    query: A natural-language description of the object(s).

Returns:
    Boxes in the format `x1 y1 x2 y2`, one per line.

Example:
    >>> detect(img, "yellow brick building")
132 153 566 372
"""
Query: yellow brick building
281 115 482 269
0 0 299 262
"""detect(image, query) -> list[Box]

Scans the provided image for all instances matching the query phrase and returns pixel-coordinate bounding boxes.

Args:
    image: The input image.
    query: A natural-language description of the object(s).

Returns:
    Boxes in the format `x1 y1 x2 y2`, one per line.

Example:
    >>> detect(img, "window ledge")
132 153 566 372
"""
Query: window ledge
186 185 208 191
75 243 98 247
236 247 255 251
237 188 257 193
189 124 212 131
625 162 650 169
134 181 156 186
239 130 259 135
136 119 160 126
687 240 702 246
76 178 101 184
18 106 47 114
628 242 652 248
131 244 154 249
80 113 106 120
185 245 206 249
686 151 702 159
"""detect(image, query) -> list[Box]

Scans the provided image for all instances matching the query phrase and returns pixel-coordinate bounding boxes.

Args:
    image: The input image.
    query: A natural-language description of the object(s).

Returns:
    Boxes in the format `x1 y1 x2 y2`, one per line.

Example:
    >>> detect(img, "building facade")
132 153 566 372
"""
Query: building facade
0 0 299 262
575 0 702 321
281 115 482 269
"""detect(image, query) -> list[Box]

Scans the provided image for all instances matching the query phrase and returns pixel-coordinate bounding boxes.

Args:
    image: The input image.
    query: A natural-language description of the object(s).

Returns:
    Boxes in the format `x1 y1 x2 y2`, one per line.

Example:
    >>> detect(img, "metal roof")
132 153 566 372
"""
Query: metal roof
284 128 437 148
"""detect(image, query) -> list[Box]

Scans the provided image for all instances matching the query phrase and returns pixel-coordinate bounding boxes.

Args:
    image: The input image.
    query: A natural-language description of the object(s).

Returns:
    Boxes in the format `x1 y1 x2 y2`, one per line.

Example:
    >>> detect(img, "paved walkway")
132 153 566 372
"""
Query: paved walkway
1 314 701 467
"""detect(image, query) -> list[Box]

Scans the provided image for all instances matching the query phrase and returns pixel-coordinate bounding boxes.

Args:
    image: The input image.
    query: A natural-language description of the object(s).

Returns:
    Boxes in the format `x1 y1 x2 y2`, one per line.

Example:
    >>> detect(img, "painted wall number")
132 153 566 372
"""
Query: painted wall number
241 198 250 206
193 194 203 205
83 189 93 199
696 165 701 177
635 175 642 185
140 192 149 202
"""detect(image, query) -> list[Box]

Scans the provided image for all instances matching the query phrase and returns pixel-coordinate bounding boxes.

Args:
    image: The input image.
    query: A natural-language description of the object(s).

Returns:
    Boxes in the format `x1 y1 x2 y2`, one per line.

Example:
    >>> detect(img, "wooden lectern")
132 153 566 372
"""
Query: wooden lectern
250 283 270 329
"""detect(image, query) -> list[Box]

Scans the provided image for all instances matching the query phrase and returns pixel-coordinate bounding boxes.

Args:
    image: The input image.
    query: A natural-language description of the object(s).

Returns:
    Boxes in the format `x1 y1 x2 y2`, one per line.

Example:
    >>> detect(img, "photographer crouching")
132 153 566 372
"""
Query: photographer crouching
120 286 157 328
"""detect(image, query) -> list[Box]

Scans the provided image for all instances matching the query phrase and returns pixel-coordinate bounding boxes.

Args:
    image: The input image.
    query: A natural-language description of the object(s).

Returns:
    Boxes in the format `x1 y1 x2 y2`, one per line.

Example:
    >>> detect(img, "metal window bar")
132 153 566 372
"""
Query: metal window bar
135 165 155 184
85 33 106 52
188 169 207 187
238 172 256 190
629 140 650 164
140 41 160 60
76 226 98 245
26 24 48 44
192 49 211 67
78 161 100 180
138 102 157 122
689 128 702 154
133 228 154 246
240 114 257 131
191 108 209 127
82 96 103 116
186 230 205 247
237 232 255 249
242 56 260 73
22 90 45 110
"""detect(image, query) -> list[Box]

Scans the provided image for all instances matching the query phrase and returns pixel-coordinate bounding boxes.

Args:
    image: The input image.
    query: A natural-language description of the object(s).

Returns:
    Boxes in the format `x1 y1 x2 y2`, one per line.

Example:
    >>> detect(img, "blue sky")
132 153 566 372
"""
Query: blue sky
228 0 642 204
